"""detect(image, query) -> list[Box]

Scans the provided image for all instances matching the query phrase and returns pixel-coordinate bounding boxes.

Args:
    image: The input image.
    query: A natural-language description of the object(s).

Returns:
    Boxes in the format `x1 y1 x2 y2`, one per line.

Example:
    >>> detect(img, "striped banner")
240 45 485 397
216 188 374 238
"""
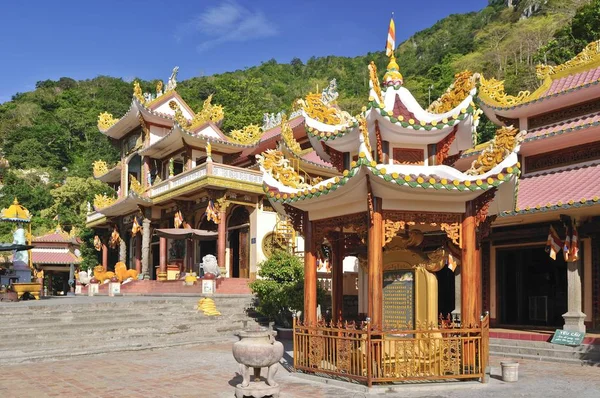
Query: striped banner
386 17 395 57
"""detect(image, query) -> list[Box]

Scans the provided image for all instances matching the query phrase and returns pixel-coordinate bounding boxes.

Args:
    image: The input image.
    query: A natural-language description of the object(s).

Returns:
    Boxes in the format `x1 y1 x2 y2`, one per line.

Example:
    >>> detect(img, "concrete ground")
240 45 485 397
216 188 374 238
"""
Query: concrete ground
0 337 598 398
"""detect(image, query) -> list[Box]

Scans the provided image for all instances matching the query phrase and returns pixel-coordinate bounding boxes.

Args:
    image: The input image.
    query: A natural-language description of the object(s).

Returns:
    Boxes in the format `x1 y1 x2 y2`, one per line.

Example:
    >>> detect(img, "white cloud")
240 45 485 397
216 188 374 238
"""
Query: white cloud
176 1 278 51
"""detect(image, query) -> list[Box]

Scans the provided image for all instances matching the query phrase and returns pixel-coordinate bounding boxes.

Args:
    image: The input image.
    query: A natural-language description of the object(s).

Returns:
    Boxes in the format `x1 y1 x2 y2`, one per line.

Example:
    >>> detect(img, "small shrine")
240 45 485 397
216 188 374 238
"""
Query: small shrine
0 198 41 300
259 17 522 385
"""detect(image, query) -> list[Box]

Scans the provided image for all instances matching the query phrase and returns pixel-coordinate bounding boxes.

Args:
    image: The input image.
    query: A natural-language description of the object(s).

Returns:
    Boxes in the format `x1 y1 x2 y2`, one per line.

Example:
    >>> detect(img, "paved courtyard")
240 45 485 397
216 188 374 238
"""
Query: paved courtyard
0 338 598 398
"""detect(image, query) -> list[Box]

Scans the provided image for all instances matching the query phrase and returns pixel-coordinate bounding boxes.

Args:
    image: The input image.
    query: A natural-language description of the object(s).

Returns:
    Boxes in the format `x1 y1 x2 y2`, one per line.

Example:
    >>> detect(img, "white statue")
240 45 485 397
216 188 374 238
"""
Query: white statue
78 270 91 285
12 225 28 270
166 66 179 92
200 254 220 277
321 78 339 104
86 202 91 214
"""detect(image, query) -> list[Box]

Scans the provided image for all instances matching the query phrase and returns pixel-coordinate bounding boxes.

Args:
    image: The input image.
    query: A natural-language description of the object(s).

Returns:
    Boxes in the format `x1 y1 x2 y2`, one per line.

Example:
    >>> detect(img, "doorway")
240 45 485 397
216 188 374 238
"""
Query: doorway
228 206 250 279
436 266 455 318
497 245 568 327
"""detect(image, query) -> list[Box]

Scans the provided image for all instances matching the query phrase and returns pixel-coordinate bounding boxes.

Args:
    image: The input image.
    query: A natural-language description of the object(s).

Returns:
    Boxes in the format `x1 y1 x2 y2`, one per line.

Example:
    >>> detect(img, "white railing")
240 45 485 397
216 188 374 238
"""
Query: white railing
149 162 263 198
86 211 105 224
212 164 263 184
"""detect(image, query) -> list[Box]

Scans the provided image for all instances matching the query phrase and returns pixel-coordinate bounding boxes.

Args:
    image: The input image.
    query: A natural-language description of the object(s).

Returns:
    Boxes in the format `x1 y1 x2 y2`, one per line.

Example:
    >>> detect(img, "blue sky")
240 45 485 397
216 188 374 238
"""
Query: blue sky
0 0 488 103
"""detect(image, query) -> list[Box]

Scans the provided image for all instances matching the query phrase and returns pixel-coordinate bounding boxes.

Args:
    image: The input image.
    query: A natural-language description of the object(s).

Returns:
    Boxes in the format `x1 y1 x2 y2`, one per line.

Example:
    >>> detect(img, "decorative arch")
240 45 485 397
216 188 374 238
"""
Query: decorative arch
227 205 250 228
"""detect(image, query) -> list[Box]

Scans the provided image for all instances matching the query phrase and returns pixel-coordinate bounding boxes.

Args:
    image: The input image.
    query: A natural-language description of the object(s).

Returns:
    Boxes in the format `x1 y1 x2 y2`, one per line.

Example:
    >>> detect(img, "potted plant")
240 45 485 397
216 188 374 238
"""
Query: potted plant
249 250 325 339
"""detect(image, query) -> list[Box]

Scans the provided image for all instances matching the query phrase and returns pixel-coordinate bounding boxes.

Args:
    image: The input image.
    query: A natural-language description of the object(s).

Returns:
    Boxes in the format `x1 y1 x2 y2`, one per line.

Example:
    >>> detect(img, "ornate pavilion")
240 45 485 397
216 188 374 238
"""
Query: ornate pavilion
258 20 524 383
87 68 337 283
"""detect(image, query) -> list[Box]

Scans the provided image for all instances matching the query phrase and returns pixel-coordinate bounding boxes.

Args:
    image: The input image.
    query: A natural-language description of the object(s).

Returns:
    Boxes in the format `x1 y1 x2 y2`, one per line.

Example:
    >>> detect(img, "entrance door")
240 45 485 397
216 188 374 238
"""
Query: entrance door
497 246 568 327
238 227 249 279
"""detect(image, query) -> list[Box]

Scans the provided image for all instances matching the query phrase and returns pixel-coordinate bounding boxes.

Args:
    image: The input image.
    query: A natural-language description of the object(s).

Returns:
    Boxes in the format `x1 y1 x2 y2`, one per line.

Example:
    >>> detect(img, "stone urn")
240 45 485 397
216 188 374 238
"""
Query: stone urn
232 327 284 398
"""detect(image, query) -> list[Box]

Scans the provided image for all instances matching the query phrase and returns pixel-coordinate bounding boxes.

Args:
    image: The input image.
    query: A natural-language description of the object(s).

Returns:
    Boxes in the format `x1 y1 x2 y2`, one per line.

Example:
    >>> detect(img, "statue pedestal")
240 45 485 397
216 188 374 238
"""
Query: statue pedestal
235 381 280 398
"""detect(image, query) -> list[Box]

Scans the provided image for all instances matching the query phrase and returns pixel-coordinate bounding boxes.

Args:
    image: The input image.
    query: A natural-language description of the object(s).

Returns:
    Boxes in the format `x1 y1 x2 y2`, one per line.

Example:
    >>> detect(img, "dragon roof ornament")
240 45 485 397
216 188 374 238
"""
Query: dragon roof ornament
466 125 525 175
93 193 117 210
478 75 533 108
257 149 311 189
133 81 145 104
229 124 263 144
536 40 600 80
190 94 225 129
280 114 308 156
428 71 478 114
92 160 109 177
298 92 353 125
97 112 118 132
369 61 383 103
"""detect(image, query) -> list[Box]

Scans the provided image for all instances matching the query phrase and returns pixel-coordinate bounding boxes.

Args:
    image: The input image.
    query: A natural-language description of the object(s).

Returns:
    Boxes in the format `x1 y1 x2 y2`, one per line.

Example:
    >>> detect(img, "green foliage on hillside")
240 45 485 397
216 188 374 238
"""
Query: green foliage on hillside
0 0 598 259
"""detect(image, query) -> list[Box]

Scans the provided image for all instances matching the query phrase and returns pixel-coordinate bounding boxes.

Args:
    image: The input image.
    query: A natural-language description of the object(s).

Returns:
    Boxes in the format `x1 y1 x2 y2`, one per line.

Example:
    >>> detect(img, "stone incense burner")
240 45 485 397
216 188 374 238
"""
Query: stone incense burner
232 326 284 398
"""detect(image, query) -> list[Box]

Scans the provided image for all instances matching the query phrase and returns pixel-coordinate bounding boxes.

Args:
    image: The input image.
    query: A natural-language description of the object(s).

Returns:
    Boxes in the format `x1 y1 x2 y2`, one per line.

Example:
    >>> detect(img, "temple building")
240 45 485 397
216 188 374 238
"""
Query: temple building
86 68 336 282
462 40 600 333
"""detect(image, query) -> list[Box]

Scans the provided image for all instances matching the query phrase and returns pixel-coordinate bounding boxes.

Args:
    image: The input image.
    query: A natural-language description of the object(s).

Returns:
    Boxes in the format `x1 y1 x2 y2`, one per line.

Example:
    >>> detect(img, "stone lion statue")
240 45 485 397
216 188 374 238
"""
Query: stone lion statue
200 254 220 277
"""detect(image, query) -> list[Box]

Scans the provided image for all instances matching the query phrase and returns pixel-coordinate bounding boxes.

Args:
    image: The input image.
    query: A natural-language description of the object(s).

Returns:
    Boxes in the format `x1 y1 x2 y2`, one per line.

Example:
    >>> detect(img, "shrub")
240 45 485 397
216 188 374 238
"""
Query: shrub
249 250 324 328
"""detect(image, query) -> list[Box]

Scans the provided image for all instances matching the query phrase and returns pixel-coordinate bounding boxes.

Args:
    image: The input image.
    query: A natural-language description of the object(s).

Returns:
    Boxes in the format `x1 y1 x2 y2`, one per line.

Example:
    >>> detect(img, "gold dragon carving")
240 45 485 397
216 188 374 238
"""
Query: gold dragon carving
97 112 118 131
138 114 150 142
297 93 353 125
230 124 263 144
428 71 477 114
537 40 600 80
478 75 532 108
133 81 145 104
169 100 189 127
129 174 144 195
358 115 372 155
281 114 308 156
368 61 383 103
467 125 525 175
93 193 116 209
190 94 225 129
92 160 109 177
256 149 310 189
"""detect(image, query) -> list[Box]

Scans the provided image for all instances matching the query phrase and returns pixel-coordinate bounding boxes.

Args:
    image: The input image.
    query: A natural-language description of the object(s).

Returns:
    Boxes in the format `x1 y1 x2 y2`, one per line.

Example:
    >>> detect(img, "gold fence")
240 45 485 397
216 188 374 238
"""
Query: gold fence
293 315 489 386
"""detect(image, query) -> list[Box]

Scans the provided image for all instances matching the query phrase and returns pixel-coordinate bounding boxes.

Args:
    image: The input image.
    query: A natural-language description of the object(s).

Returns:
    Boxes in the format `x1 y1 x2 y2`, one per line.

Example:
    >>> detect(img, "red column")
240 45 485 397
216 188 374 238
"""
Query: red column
217 211 227 273
461 200 480 327
332 232 344 322
135 236 142 274
368 199 383 328
102 243 108 272
158 237 167 281
304 212 317 325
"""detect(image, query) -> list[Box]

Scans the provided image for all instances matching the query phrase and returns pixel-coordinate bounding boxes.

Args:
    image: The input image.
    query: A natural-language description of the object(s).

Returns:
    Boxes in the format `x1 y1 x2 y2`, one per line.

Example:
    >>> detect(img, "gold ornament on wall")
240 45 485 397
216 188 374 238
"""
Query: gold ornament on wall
97 112 118 131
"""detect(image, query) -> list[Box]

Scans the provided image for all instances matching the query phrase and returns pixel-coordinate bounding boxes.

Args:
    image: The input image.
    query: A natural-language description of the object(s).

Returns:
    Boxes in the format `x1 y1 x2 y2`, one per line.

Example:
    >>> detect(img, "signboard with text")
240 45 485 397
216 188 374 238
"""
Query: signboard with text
551 329 585 346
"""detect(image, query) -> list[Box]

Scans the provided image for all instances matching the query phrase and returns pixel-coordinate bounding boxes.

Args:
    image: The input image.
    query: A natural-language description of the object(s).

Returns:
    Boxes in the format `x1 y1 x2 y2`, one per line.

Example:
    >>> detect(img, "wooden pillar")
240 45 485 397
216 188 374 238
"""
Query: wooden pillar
135 236 142 274
217 211 227 274
368 199 383 328
142 156 151 189
332 231 344 322
304 212 317 325
158 237 167 281
461 200 480 327
102 243 108 272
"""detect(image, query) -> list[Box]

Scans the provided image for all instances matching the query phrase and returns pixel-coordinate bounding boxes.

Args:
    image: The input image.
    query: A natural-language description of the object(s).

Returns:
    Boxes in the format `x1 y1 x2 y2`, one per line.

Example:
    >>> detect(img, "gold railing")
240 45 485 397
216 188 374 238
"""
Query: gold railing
293 315 489 386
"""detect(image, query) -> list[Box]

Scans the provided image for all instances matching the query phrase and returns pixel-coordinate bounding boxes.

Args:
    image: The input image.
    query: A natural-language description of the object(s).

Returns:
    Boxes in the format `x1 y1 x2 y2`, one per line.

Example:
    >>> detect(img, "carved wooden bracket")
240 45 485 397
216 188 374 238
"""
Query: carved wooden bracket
474 188 497 227
441 222 462 248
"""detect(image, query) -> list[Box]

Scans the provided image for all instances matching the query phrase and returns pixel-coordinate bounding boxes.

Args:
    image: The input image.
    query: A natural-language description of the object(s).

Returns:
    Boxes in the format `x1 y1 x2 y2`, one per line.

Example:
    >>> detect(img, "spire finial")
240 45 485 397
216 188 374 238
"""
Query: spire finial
384 14 403 86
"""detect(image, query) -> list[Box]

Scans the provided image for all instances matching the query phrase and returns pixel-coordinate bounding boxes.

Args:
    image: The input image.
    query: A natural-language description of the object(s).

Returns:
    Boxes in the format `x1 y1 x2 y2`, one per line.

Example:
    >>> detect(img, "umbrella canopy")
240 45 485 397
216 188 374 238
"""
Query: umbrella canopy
155 228 218 241
0 243 34 252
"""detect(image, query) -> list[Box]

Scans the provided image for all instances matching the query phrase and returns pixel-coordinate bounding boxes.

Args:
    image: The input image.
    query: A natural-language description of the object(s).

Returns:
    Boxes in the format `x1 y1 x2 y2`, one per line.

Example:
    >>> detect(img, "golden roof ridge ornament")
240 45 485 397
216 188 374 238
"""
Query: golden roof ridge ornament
0 197 31 222
466 125 525 175
537 40 600 80
97 112 118 132
133 81 145 104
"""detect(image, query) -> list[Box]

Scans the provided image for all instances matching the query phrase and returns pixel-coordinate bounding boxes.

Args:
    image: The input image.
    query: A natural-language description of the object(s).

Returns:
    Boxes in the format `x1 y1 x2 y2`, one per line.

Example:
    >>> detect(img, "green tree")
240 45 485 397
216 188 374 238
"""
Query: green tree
249 250 325 327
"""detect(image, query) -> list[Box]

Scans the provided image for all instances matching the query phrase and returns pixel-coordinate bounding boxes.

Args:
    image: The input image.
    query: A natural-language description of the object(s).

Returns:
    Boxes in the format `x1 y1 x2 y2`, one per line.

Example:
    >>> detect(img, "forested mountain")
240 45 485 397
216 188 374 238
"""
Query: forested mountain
0 0 599 245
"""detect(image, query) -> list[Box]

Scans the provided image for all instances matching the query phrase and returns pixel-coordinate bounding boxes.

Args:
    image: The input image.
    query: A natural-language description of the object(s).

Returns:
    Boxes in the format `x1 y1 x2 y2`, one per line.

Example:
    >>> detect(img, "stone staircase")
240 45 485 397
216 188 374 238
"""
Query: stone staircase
0 295 262 365
82 278 252 295
490 337 600 365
